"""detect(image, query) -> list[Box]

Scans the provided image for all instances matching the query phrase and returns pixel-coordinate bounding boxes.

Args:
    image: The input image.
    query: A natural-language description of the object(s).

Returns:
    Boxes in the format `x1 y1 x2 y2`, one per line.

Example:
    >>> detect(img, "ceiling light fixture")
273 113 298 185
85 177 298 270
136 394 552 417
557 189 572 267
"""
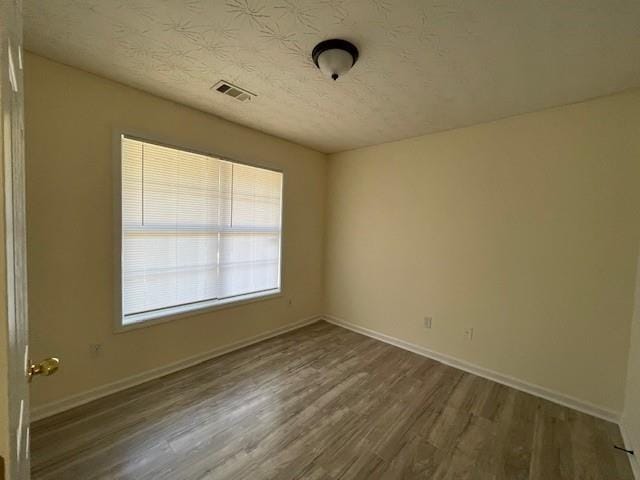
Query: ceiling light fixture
312 39 359 81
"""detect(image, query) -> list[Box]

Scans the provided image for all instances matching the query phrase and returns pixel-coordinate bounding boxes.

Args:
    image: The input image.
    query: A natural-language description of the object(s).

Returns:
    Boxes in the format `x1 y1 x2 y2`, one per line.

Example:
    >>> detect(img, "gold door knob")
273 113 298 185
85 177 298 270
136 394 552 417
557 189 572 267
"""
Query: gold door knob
28 357 60 382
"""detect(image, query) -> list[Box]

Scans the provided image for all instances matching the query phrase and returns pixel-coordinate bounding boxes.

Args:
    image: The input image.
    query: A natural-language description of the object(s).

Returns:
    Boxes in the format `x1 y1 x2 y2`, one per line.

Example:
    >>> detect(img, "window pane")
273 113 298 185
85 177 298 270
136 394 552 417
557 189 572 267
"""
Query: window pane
123 232 218 315
122 139 142 226
141 142 222 227
231 163 282 228
121 136 282 323
218 233 280 298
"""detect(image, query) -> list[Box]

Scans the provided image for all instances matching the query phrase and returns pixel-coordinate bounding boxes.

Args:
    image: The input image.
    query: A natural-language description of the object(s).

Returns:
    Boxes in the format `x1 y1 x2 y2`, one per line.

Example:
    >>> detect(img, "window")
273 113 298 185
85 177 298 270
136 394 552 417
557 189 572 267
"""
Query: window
118 135 283 327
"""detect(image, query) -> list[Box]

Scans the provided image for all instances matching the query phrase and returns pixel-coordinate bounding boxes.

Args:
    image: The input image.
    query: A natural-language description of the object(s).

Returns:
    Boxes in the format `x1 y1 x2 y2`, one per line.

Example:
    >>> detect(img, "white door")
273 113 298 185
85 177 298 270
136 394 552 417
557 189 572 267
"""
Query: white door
1 1 62 475
2 2 60 478
1 1 32 478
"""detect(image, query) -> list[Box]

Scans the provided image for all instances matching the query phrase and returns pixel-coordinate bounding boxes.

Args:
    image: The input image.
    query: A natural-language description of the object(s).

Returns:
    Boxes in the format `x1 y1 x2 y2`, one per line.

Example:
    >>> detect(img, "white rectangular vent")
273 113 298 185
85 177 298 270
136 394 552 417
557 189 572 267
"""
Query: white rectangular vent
212 80 255 102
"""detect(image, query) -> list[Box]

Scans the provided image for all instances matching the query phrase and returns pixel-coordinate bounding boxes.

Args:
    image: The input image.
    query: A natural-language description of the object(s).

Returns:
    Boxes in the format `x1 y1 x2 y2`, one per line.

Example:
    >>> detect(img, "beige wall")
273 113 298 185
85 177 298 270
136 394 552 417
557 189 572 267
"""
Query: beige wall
326 90 640 414
623 253 640 475
24 53 326 408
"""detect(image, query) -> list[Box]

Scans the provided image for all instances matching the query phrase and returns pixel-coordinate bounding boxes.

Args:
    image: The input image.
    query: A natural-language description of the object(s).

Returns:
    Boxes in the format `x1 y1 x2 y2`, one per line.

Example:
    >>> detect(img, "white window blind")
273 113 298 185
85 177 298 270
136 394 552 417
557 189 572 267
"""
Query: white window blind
120 136 282 325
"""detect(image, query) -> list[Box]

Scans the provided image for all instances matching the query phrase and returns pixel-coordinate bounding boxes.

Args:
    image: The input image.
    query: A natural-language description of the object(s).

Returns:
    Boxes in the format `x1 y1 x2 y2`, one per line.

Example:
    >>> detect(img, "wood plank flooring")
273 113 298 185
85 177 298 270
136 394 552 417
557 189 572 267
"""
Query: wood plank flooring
31 321 633 480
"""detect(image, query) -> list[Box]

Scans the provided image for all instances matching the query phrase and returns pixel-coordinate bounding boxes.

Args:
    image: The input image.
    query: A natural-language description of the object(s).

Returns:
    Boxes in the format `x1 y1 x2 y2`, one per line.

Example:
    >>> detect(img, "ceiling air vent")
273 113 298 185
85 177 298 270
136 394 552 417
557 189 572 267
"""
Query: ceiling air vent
212 80 256 102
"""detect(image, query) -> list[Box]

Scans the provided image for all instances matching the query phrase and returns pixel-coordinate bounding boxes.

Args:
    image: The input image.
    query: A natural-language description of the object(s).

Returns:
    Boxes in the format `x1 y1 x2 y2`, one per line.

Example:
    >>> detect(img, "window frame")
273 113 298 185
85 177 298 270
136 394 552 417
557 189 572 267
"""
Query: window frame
113 130 285 333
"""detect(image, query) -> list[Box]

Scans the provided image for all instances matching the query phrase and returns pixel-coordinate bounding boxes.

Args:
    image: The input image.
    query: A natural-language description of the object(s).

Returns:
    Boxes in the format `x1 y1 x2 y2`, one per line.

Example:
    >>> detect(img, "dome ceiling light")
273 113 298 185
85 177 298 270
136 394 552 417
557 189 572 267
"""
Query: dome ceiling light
312 39 359 81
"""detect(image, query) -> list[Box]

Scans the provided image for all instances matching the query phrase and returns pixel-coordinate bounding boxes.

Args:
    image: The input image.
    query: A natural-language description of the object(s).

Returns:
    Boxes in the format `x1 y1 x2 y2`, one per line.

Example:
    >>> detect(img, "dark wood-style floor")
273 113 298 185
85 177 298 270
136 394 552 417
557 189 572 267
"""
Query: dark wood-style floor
31 321 633 480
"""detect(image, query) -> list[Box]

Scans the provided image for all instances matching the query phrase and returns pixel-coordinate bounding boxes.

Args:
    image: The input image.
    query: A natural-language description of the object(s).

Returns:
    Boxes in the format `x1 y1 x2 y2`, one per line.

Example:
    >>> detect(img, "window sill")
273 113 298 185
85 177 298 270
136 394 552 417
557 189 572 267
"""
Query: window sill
115 289 282 333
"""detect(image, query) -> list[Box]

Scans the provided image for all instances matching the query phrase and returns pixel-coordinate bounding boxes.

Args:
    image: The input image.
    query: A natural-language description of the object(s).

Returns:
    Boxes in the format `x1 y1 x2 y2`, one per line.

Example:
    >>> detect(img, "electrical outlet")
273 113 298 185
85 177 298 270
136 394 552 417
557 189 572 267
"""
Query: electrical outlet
464 328 474 341
424 316 432 329
89 344 103 356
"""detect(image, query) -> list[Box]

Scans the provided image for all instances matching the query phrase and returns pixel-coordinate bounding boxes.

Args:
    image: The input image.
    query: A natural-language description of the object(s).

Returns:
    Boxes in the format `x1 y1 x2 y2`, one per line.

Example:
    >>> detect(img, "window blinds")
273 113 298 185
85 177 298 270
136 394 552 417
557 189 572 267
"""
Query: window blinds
121 136 282 323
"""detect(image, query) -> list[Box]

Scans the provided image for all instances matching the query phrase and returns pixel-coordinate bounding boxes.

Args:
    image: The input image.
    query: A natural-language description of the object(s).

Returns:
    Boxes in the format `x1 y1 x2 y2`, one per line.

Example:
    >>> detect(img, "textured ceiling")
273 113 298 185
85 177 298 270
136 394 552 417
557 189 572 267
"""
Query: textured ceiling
24 0 640 153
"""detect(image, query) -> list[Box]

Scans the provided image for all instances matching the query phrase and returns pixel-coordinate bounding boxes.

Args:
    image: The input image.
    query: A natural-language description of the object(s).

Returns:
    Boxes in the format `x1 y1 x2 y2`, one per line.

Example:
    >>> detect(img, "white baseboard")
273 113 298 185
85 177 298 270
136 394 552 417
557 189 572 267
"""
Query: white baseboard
31 315 323 422
323 314 620 423
620 421 639 479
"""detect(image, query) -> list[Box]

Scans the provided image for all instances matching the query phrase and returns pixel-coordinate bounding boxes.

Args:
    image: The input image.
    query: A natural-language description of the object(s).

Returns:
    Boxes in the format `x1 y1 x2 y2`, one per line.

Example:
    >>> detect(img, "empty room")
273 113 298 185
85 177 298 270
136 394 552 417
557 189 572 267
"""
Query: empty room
1 0 640 479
